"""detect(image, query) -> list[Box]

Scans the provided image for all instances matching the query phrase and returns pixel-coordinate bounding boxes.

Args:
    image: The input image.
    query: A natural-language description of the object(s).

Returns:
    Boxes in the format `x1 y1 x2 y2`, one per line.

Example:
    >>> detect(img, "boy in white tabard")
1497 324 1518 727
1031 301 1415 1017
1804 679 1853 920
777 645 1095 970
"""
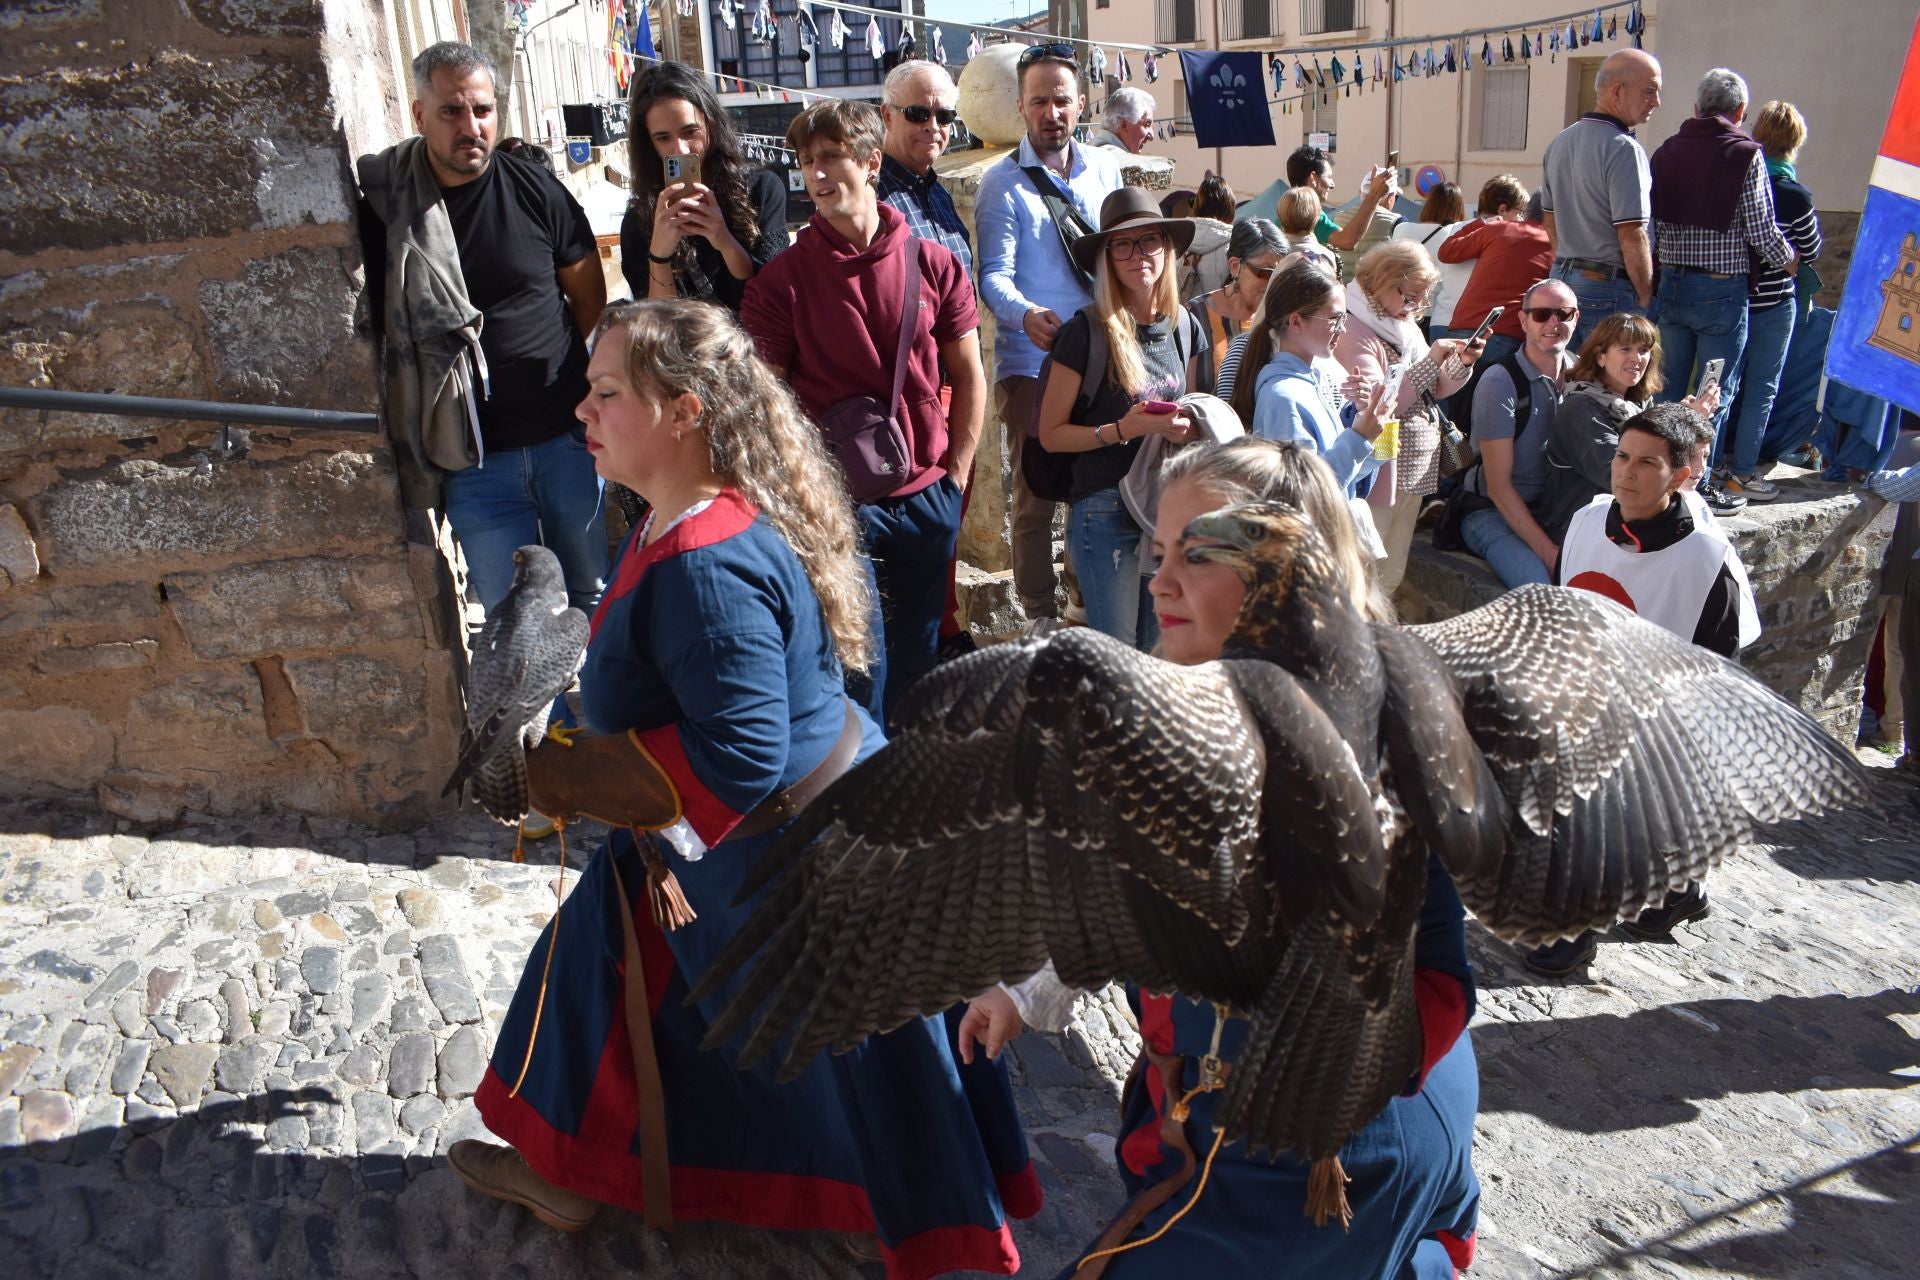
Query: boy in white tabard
1522 402 1760 977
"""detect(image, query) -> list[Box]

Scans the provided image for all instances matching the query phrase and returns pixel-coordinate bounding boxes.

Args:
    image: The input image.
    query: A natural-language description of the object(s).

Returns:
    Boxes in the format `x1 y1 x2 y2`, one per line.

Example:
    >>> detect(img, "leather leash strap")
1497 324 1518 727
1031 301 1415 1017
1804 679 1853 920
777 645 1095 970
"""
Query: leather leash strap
607 854 674 1230
1075 1047 1199 1278
724 701 861 843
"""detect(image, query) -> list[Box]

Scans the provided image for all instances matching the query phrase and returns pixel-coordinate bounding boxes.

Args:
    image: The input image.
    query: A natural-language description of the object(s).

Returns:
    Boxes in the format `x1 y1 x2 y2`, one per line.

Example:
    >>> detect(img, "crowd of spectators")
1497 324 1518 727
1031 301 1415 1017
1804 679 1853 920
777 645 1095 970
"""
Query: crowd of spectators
359 35 1906 1280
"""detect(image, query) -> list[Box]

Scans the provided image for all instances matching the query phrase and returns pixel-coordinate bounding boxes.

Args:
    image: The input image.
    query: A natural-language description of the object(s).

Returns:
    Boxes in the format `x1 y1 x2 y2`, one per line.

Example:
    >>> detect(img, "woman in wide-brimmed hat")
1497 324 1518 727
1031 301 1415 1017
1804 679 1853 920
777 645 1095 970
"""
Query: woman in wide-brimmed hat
1034 187 1205 650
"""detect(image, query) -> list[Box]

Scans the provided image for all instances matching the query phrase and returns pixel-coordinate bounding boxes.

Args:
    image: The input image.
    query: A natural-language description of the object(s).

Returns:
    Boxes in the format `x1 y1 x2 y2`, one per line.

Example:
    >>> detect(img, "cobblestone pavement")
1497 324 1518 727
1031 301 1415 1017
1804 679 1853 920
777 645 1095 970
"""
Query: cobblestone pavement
1 759 1916 1279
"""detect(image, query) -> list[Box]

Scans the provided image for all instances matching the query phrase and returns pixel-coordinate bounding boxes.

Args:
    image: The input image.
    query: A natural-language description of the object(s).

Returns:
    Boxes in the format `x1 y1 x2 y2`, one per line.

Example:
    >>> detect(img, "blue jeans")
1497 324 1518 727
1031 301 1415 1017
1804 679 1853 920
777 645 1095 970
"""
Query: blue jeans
1553 262 1644 353
441 426 609 613
847 476 964 725
1655 269 1750 462
1460 505 1550 588
1068 488 1158 651
1723 300 1796 476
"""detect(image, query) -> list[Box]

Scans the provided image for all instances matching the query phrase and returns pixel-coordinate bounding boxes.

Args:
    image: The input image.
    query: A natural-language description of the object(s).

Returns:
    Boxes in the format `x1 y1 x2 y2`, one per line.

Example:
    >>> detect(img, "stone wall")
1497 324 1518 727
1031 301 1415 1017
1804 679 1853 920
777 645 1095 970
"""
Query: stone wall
1395 481 1896 743
0 0 464 827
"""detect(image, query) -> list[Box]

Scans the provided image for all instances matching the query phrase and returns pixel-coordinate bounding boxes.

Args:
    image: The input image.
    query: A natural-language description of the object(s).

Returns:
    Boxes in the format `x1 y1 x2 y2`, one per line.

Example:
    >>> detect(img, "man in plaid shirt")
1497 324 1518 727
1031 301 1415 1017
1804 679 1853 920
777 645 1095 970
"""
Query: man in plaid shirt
1648 67 1799 502
876 58 978 654
877 60 972 278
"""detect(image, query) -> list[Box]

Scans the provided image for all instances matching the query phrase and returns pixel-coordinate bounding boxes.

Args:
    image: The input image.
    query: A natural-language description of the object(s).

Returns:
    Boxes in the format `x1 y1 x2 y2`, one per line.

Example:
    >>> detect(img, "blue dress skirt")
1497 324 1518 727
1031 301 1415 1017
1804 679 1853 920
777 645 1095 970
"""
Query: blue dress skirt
1061 856 1481 1279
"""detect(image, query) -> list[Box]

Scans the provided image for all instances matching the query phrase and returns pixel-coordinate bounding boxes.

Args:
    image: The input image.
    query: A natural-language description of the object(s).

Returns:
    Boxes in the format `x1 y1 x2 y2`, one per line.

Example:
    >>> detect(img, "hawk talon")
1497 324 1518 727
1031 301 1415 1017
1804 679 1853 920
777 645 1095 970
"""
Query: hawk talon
545 724 582 748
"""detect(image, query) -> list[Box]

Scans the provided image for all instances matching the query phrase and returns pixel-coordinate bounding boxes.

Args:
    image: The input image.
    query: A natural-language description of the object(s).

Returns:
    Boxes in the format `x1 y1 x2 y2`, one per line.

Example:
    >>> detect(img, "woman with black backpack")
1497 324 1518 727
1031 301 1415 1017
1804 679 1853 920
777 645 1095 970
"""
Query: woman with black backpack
1033 188 1203 651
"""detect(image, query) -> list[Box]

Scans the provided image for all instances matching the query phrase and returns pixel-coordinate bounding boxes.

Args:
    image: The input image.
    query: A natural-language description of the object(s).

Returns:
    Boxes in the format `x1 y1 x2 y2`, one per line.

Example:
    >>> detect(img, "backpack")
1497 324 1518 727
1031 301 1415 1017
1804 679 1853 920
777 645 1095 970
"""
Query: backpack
1450 351 1533 449
1022 309 1199 503
1430 353 1541 551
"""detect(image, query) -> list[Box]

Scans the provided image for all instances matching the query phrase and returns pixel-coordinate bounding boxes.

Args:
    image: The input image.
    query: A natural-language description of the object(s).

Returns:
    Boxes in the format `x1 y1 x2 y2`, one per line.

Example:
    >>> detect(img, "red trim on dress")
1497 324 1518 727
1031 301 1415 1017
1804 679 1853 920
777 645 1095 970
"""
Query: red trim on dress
884 1222 1022 1280
590 487 760 640
634 723 744 846
1410 970 1470 1092
1119 992 1177 1177
996 1161 1044 1220
1438 1228 1476 1271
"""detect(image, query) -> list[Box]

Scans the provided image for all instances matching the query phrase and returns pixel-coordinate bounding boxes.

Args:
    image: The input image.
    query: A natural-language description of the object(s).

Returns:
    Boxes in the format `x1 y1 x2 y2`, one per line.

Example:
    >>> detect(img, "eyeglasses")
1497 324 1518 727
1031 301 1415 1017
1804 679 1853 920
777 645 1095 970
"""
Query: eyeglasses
1525 306 1578 323
1241 263 1278 283
1107 231 1167 260
1303 310 1348 332
1017 42 1079 67
896 104 958 127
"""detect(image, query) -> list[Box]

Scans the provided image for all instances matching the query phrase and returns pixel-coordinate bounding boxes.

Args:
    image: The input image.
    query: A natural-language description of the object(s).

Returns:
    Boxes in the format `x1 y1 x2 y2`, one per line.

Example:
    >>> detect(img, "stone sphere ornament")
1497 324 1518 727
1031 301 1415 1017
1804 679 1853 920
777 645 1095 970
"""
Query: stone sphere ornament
956 43 1030 148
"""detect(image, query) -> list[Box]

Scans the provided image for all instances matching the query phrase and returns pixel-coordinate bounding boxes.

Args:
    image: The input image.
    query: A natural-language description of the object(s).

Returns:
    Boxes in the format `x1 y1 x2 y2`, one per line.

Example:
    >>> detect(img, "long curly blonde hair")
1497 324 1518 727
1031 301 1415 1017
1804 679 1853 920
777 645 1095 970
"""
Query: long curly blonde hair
596 299 876 673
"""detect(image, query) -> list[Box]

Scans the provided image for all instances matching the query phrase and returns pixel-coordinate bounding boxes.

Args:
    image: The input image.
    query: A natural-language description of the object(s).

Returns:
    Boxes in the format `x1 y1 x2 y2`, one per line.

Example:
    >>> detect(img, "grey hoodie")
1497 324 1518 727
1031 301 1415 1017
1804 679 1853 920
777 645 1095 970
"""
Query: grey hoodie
1538 379 1640 543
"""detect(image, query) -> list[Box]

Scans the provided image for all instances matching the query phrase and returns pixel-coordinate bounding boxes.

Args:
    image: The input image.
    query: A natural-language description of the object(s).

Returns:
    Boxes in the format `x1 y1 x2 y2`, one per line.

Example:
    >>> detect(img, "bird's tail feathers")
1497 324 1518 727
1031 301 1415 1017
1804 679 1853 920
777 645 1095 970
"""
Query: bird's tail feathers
441 705 515 799
1217 921 1422 1163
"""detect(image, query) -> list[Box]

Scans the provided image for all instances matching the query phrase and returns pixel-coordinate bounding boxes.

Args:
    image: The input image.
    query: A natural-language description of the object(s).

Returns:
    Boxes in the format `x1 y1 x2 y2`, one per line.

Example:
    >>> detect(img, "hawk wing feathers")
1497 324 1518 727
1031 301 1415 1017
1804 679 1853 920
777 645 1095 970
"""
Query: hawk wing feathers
1408 585 1872 945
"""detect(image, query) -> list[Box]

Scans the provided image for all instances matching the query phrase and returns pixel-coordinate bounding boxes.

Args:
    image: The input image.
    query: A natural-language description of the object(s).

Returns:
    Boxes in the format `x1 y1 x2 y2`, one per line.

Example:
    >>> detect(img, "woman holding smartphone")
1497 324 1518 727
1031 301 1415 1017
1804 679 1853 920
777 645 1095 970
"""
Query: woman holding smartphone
621 60 788 311
1035 189 1204 651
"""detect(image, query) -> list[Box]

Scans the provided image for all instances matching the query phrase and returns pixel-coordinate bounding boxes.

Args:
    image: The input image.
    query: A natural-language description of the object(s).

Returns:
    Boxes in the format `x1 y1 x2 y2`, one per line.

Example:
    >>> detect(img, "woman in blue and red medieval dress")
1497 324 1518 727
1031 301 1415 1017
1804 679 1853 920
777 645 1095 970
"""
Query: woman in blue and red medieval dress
450 297 1039 1280
964 439 1481 1280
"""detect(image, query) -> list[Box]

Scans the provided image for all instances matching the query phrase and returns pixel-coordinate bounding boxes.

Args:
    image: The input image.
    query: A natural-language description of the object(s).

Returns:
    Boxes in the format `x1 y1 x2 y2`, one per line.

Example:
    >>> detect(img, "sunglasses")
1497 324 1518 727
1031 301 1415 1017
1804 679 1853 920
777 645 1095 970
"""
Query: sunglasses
1525 306 1578 323
896 104 958 127
1303 310 1348 332
1018 42 1079 66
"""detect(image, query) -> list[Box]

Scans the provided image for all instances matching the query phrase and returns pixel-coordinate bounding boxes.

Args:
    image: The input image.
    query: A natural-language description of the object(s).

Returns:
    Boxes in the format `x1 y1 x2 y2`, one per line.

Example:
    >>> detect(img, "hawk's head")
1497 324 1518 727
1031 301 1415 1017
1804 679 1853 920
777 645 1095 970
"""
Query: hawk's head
1184 501 1356 654
510 544 568 603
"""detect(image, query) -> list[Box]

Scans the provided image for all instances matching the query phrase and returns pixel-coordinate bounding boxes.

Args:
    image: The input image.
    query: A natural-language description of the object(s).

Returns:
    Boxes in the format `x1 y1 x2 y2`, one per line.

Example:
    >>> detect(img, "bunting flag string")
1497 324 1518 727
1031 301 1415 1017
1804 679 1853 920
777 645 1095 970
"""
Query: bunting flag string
792 0 1640 62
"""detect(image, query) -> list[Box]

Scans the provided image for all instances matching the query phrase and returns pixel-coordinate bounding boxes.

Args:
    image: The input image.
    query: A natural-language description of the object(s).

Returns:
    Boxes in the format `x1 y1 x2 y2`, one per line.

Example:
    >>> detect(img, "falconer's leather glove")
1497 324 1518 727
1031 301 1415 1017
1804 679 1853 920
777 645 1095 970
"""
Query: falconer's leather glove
525 730 681 831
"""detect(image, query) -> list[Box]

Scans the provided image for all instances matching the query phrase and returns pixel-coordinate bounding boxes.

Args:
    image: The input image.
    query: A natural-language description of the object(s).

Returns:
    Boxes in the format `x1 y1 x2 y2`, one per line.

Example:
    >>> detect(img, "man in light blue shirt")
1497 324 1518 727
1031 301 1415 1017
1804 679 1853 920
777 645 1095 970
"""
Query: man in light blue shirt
975 43 1124 619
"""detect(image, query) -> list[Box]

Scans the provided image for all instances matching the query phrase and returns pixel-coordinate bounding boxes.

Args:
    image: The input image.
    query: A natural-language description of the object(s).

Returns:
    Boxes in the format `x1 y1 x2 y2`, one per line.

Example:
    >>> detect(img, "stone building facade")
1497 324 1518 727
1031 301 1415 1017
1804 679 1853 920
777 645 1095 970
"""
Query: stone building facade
0 0 465 827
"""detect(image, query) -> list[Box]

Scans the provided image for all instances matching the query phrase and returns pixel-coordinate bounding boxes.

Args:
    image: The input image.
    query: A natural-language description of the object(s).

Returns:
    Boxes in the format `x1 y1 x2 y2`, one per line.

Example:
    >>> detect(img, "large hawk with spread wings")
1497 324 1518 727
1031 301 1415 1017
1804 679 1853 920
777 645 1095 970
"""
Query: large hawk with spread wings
692 502 1870 1177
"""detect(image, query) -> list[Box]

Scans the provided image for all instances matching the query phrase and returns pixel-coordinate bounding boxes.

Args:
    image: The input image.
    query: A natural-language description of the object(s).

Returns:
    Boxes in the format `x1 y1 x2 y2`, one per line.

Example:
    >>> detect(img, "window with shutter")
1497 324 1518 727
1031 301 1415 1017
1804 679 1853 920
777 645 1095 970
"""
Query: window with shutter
1300 0 1363 36
1158 0 1199 43
1479 66 1529 151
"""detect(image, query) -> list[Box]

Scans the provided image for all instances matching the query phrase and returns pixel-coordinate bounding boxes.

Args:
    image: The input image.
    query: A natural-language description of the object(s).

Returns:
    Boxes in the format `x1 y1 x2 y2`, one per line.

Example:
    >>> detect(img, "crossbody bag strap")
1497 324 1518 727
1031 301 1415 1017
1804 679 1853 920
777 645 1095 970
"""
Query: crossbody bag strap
888 240 922 422
1021 165 1097 289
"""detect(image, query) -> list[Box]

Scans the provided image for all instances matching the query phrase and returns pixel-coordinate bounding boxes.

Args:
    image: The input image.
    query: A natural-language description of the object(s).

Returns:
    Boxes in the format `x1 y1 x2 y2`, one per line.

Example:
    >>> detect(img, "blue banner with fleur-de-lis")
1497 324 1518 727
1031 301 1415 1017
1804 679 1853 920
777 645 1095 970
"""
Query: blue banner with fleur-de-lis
1178 51 1274 149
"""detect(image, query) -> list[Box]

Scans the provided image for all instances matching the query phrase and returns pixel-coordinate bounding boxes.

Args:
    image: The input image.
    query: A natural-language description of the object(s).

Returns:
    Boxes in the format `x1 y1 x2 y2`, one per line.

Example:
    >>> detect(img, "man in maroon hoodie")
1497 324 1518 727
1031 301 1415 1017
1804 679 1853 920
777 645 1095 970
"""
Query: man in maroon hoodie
741 99 986 723
1648 68 1798 503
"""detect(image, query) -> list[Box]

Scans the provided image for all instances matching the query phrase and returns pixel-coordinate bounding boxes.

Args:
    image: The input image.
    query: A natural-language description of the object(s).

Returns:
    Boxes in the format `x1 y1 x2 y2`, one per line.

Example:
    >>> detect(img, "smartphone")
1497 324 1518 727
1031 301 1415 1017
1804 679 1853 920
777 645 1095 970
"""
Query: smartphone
663 152 702 188
1379 363 1409 408
1386 149 1400 170
1142 400 1181 414
1699 357 1726 396
1468 306 1505 346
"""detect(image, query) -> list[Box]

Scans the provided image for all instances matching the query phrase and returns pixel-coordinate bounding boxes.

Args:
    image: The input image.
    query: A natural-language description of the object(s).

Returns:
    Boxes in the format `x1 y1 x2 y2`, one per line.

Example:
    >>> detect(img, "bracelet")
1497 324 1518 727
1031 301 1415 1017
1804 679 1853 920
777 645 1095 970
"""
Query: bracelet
1092 423 1109 446
647 248 676 264
1112 420 1126 443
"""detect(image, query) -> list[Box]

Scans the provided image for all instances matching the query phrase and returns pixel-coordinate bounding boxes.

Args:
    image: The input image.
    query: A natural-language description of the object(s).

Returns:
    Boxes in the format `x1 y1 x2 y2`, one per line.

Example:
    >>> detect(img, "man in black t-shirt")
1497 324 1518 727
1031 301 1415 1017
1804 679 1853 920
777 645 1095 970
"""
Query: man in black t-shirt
359 41 609 619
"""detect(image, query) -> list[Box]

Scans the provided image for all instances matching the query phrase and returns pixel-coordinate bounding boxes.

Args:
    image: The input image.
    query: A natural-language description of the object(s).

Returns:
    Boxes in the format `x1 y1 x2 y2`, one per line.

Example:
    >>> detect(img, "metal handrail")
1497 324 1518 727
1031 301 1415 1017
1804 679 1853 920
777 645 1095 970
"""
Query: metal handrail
0 386 380 432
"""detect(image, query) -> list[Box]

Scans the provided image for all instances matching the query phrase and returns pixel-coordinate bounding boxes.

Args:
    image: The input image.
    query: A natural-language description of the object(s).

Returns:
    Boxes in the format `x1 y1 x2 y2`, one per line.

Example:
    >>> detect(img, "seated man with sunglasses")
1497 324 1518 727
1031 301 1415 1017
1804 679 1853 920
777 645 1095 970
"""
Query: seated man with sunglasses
1454 279 1581 587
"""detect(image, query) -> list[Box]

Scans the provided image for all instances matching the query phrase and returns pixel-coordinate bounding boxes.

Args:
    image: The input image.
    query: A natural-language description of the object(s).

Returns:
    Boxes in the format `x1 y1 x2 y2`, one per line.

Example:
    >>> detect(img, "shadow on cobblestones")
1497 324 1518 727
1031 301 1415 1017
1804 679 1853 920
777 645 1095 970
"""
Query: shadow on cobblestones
1478 988 1920 1133
1578 1136 1920 1278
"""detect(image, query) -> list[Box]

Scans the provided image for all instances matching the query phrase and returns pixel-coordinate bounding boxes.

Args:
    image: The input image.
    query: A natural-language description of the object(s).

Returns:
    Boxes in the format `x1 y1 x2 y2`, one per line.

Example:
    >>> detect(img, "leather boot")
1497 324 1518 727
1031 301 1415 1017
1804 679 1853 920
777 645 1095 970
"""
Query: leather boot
447 1140 599 1232
525 730 681 831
